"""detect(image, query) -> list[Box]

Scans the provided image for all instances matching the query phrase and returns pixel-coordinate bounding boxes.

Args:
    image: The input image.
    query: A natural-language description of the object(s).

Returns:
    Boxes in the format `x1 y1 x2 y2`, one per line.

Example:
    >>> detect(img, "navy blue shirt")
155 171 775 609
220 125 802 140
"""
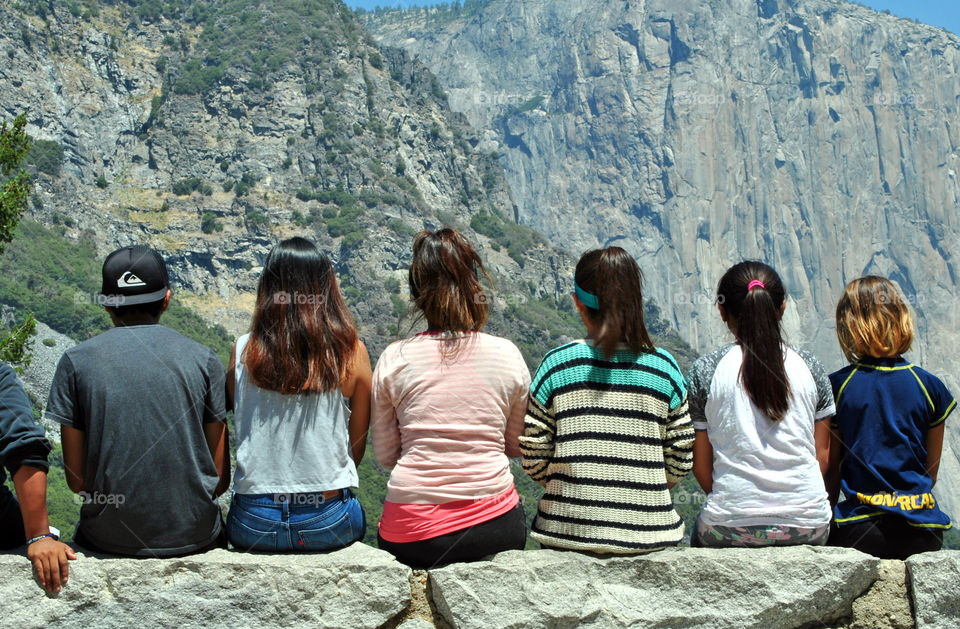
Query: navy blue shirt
829 356 955 529
0 363 51 517
0 363 50 483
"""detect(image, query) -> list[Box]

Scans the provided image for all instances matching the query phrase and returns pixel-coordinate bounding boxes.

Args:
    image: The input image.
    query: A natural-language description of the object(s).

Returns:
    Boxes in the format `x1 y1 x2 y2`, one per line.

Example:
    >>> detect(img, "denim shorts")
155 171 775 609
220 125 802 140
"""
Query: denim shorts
227 489 365 552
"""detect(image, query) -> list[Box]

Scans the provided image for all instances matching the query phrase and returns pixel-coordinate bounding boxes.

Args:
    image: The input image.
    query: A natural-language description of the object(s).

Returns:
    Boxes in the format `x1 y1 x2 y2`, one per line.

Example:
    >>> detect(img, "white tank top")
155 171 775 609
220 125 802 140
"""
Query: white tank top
232 334 358 495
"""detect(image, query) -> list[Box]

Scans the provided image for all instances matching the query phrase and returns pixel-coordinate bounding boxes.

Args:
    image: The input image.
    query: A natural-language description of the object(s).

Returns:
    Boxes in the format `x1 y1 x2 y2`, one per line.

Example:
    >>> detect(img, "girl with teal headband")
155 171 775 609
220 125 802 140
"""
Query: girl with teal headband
519 247 694 554
573 280 599 310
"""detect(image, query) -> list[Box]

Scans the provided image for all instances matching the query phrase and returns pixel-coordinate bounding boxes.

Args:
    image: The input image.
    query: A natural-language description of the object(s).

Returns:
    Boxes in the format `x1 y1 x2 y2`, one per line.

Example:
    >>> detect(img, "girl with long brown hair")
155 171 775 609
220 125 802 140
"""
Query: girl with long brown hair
687 261 832 547
371 228 530 568
520 247 695 554
226 237 371 551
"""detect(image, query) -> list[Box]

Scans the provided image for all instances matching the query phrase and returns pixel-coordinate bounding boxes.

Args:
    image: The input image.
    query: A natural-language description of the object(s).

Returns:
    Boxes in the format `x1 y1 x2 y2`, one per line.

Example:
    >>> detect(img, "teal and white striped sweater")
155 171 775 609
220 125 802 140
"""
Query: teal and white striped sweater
519 340 694 554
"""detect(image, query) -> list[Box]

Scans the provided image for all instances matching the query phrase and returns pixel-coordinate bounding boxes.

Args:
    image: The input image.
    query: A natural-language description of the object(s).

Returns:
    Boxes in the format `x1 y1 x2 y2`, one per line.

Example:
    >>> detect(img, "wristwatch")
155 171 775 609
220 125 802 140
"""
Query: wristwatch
48 526 60 541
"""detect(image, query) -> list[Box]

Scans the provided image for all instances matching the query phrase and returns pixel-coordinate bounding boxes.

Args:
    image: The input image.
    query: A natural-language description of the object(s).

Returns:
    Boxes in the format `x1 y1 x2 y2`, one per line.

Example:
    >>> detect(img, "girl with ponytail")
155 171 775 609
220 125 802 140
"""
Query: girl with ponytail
686 261 832 547
519 247 695 554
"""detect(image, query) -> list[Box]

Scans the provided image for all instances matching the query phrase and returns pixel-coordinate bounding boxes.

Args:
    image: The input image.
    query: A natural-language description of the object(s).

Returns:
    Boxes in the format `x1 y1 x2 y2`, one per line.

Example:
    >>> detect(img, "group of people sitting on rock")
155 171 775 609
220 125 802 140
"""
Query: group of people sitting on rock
0 228 953 594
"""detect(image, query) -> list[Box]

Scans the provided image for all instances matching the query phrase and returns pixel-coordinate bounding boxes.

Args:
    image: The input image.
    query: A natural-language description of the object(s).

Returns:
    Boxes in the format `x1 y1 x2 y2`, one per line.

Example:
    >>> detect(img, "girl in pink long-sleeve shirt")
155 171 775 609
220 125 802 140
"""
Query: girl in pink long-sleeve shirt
371 228 530 568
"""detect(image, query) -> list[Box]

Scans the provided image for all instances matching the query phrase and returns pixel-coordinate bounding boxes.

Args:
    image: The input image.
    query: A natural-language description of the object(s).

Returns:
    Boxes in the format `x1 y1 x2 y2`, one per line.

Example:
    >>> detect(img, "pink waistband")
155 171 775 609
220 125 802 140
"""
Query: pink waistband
378 486 520 543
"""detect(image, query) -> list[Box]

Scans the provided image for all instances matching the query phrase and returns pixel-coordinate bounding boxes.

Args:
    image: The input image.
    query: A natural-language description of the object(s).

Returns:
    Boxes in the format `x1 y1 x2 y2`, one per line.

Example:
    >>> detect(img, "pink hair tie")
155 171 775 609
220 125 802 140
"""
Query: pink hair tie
747 280 766 291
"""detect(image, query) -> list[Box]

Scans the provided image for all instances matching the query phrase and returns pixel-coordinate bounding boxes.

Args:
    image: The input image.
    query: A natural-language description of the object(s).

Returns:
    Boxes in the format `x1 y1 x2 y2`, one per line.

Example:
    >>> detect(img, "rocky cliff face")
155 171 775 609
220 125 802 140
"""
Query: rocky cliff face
364 0 960 519
0 1 596 367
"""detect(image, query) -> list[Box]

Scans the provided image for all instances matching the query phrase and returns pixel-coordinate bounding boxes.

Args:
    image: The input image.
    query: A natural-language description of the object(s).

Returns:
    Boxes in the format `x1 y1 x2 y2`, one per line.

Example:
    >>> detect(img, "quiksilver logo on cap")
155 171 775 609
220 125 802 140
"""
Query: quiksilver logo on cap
118 272 147 288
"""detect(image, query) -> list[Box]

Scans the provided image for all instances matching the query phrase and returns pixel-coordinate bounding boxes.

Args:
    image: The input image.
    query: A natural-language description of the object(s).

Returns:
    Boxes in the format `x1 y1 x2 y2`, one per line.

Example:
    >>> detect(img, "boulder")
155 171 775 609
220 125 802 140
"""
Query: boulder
906 550 960 629
428 546 880 628
0 544 412 629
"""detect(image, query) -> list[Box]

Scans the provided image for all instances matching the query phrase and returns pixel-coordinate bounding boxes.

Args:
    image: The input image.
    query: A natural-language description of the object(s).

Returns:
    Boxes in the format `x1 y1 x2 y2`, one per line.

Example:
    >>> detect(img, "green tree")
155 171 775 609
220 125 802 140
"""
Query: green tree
26 139 64 177
201 211 223 234
0 113 36 370
0 315 36 373
0 113 32 254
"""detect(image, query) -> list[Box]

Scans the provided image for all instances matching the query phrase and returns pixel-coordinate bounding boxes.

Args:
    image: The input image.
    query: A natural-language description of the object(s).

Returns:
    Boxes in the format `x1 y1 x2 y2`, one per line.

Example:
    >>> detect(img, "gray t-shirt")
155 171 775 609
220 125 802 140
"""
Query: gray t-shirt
45 324 226 557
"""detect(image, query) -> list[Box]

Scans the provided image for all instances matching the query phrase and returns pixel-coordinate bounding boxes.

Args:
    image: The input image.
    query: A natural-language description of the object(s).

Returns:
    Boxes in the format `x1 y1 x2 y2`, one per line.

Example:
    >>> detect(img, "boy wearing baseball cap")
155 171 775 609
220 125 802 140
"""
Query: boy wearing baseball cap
45 245 230 557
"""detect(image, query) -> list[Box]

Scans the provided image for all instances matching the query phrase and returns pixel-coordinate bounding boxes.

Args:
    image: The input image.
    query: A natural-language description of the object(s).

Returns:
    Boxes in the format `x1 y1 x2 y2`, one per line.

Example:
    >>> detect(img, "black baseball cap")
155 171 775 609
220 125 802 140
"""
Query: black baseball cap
99 245 170 307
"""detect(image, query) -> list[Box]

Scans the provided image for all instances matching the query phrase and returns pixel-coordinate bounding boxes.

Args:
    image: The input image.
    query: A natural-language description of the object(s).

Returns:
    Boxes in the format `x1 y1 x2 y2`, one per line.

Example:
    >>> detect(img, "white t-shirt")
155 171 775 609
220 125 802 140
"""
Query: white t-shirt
686 344 834 528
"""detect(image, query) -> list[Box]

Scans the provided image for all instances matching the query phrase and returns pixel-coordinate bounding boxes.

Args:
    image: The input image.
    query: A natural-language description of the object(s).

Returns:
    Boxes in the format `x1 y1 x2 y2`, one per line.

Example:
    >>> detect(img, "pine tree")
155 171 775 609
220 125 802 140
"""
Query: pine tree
0 112 36 371
0 113 32 252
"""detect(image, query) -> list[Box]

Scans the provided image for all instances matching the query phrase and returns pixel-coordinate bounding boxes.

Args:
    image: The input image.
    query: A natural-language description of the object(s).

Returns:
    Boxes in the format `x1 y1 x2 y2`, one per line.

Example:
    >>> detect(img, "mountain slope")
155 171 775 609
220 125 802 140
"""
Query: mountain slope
0 0 697 545
0 0 599 364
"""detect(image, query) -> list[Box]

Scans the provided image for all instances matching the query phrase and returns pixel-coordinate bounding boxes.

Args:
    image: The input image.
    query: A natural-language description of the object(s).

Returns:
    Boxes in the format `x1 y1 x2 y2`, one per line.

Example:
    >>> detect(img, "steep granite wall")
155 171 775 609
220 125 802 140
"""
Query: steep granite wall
365 0 960 522
2 545 959 628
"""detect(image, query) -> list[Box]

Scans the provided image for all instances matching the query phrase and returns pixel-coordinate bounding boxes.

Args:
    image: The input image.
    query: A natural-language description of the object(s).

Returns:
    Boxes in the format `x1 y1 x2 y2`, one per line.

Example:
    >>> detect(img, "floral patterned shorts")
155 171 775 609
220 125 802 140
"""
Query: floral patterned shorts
695 519 829 547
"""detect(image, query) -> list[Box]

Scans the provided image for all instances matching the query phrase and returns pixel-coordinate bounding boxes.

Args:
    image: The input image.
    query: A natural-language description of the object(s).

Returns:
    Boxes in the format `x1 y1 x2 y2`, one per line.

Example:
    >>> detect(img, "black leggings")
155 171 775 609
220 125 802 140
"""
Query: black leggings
378 502 527 569
829 515 943 560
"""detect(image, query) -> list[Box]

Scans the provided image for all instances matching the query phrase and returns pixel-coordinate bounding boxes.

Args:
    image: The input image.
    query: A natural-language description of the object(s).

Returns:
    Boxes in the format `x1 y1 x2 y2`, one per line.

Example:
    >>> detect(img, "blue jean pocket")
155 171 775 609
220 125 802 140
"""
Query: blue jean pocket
295 500 365 551
228 513 279 551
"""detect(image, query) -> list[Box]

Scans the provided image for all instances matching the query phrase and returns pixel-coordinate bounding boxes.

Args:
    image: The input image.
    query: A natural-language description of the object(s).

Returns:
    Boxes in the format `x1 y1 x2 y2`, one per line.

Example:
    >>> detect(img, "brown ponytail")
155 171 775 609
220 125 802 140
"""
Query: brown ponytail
408 228 491 332
574 247 654 358
717 261 790 422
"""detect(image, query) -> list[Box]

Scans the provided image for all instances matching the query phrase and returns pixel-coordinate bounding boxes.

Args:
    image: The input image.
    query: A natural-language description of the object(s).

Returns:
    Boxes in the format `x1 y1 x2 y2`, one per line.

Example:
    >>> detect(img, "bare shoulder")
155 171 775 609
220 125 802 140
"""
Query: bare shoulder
341 339 371 395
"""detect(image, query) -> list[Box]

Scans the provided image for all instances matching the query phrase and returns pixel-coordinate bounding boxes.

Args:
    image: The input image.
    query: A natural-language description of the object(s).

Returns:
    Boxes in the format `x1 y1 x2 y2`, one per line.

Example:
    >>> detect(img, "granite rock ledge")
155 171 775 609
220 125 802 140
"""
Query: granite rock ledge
2 545 958 628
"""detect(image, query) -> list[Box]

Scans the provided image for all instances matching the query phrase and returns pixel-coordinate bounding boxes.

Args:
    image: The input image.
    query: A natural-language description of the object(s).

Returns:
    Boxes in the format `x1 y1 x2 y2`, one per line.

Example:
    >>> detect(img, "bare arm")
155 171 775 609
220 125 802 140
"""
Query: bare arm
204 421 230 497
370 353 401 469
826 426 844 506
225 342 237 412
926 422 945 487
692 431 713 495
60 425 86 493
814 419 831 478
13 465 77 593
504 372 530 459
342 341 372 465
504 402 526 459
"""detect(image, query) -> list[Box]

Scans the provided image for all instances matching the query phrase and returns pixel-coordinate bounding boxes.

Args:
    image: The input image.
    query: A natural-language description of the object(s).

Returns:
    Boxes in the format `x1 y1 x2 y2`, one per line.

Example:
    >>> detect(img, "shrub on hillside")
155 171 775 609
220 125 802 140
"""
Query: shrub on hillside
27 139 64 177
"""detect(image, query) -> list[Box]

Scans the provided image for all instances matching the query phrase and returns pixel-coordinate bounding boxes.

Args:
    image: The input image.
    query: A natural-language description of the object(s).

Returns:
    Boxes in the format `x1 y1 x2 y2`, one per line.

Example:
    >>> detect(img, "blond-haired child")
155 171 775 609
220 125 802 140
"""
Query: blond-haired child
828 276 955 559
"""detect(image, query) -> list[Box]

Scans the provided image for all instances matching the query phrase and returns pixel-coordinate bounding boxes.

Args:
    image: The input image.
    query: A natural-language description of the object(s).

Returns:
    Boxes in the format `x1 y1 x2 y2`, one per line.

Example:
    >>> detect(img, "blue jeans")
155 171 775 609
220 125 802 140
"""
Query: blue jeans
227 490 365 552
